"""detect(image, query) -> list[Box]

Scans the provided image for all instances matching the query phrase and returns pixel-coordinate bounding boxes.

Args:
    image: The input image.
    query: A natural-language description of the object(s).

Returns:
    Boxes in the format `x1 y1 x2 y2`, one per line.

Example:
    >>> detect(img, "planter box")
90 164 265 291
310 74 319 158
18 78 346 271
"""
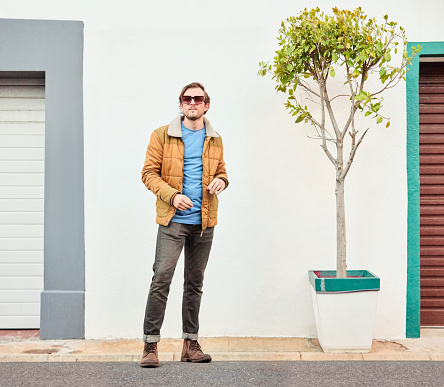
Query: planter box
308 270 380 353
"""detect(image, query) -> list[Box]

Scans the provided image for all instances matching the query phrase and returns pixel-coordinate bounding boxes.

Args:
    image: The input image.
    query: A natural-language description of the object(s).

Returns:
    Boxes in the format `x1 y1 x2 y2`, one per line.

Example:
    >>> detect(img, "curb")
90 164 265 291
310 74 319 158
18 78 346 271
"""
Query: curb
1 351 444 362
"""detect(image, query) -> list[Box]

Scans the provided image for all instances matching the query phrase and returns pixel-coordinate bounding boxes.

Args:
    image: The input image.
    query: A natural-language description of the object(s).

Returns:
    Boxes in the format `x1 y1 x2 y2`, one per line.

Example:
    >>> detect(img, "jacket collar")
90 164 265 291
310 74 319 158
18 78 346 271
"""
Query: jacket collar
167 115 219 138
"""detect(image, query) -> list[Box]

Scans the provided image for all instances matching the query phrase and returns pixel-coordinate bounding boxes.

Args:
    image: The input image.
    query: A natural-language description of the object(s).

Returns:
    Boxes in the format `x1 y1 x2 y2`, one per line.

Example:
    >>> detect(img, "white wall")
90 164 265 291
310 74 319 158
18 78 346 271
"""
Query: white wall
2 0 444 340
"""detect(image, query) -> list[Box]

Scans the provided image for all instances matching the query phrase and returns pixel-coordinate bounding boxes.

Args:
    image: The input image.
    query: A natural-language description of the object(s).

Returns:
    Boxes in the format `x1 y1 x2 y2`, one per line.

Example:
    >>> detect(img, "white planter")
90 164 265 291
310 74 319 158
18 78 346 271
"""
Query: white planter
309 270 380 353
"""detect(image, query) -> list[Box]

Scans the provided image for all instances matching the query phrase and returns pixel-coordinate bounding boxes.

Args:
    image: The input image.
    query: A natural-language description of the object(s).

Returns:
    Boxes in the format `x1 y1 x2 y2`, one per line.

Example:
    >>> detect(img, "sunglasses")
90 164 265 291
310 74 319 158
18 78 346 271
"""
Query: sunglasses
181 95 205 104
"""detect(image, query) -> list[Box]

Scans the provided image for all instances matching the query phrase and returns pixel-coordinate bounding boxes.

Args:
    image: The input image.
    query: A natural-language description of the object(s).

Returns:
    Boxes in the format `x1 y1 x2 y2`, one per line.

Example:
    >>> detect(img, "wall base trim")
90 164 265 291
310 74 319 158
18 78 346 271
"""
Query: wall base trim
40 291 85 339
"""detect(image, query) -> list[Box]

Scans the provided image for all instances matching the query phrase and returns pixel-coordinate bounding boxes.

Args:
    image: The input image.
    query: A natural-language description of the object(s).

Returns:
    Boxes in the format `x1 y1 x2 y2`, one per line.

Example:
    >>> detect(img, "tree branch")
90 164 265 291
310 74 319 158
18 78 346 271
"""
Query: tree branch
340 128 370 179
319 82 336 167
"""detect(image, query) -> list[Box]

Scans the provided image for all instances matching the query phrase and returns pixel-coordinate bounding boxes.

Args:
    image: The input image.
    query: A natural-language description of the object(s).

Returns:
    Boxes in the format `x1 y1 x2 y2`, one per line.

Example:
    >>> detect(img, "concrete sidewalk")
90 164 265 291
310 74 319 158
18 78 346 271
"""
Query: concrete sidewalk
1 329 444 362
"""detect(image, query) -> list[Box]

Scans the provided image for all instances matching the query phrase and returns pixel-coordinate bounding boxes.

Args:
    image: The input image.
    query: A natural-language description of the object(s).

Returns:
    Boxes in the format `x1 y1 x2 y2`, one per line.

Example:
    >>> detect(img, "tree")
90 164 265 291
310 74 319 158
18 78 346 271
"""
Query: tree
259 7 421 278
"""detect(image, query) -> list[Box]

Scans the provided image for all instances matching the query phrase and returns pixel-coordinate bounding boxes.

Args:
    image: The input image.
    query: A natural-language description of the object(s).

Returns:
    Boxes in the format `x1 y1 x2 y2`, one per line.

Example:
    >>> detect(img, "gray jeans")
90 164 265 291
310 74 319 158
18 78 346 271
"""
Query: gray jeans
143 222 214 343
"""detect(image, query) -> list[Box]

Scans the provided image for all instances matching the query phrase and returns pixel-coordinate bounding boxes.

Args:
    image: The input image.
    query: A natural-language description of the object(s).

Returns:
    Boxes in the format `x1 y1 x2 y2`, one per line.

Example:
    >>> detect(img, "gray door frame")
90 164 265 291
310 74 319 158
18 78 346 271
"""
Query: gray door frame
0 19 84 339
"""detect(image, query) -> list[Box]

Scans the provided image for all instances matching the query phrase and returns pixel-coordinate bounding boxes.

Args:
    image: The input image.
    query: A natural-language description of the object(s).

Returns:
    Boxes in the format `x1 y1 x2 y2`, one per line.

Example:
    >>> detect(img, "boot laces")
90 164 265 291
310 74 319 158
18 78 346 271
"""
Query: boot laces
190 341 202 351
144 342 157 354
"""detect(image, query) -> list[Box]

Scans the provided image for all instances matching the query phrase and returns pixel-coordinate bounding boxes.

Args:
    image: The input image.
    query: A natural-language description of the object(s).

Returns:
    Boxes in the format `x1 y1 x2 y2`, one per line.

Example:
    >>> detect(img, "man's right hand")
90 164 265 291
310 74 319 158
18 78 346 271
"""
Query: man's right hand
173 194 193 211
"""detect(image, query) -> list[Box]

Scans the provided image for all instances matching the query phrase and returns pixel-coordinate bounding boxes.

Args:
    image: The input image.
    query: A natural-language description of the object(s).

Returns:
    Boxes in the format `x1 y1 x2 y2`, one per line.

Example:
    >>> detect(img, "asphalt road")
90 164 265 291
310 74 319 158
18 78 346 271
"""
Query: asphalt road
1 361 443 387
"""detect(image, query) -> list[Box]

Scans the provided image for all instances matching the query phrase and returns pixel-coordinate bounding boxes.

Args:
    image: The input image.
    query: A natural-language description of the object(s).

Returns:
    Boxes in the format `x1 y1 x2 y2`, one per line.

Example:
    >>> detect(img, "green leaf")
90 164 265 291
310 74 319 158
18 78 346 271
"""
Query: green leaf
295 115 305 123
330 69 336 78
365 111 372 116
332 52 338 63
379 67 386 77
376 41 383 52
377 117 383 124
355 91 367 101
346 60 354 67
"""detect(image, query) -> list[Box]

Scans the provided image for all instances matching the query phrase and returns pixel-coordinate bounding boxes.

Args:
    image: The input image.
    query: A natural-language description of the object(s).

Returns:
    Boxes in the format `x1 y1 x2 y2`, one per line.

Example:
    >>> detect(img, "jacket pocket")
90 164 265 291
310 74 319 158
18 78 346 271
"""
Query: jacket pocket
209 195 219 219
156 199 171 218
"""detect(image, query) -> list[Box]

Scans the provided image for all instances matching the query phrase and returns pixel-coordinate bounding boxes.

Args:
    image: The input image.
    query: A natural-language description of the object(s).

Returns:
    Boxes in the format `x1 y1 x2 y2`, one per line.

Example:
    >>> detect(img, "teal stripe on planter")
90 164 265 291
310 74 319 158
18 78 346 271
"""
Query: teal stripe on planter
406 42 444 339
308 270 380 293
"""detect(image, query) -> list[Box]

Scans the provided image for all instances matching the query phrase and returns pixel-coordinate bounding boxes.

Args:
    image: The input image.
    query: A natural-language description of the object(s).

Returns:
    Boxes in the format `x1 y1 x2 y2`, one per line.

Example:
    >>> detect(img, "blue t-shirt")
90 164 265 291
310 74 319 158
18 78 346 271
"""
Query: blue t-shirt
171 122 206 224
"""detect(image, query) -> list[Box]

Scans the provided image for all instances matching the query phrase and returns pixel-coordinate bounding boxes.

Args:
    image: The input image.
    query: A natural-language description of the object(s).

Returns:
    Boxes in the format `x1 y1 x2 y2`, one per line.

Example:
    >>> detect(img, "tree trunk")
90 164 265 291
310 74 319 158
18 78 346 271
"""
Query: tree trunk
336 177 347 278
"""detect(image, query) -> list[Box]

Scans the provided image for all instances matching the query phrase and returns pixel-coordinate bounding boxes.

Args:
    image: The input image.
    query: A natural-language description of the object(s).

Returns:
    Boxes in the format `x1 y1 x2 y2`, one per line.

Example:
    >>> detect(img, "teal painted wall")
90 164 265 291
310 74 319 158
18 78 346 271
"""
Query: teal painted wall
406 42 444 338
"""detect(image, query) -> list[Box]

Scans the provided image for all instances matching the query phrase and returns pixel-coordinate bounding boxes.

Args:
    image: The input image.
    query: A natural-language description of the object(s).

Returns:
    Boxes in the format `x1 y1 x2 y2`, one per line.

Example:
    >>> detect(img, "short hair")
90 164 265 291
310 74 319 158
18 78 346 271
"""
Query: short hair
179 82 211 105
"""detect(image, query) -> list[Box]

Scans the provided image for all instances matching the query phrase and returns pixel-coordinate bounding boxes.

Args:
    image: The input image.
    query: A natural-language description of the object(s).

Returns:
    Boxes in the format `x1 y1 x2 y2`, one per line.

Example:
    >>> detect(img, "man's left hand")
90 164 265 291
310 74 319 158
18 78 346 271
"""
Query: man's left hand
207 178 226 195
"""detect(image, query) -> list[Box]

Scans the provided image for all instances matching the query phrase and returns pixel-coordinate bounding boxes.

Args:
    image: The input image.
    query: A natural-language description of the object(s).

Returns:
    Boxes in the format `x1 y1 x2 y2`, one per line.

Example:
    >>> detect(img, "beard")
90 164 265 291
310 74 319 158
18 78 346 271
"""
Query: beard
183 109 204 121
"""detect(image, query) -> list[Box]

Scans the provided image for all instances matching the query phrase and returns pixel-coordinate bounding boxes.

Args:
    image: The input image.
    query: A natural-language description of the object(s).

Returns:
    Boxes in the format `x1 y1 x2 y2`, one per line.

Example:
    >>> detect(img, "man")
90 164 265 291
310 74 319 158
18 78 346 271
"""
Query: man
140 82 228 367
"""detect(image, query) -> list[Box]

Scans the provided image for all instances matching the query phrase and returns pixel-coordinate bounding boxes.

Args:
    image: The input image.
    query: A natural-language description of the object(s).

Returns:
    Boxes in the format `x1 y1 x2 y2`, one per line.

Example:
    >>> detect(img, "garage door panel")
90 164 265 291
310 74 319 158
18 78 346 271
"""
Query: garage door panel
419 133 444 143
0 186 44 199
0 263 43 276
421 216 444 225
0 134 44 148
0 303 40 316
420 144 444 154
419 85 444 93
421 205 444 215
0 85 44 98
0 173 44 186
0 316 40 329
0 122 44 135
421 298 444 308
0 110 44 122
420 186 444 195
420 278 444 287
420 115 444 124
422 289 444 299
421 256 444 266
419 105 444 114
0 251 43 264
421 310 444 326
0 148 44 161
420 154 444 163
421 236 444 246
421 267 444 277
0 161 44 173
0 98 45 110
420 165 444 174
0 277 43 290
0 237 43 250
420 226 444 235
0 225 43 237
420 124 444 134
0 199 44 211
420 95 444 104
0 290 40 303
0 212 43 225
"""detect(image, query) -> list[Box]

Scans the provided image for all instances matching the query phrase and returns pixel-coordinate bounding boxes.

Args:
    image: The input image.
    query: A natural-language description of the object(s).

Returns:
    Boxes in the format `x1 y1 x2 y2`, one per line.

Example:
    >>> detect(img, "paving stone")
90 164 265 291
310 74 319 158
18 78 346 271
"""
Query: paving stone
429 352 444 361
301 352 364 361
211 352 302 361
362 352 432 361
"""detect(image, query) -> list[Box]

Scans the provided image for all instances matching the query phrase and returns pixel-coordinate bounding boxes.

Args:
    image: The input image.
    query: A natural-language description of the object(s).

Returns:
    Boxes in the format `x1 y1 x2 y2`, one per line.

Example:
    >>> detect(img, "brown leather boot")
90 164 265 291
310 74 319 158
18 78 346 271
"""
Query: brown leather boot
181 339 212 363
140 342 159 368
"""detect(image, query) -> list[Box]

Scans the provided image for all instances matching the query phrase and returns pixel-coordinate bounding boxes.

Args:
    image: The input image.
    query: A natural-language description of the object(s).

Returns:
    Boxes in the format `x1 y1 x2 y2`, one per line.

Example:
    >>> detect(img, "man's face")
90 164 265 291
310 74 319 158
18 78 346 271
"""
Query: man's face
180 87 209 121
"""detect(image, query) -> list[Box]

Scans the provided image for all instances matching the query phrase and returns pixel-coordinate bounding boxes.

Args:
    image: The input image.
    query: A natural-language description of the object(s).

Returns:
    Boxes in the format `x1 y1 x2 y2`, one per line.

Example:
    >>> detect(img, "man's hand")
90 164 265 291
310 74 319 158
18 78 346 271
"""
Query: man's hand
207 178 226 195
173 194 193 211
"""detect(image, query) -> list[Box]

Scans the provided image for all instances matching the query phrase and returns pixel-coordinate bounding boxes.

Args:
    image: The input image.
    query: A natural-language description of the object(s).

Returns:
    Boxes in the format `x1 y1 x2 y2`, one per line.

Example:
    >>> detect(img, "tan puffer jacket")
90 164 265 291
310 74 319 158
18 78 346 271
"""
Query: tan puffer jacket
142 116 228 231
